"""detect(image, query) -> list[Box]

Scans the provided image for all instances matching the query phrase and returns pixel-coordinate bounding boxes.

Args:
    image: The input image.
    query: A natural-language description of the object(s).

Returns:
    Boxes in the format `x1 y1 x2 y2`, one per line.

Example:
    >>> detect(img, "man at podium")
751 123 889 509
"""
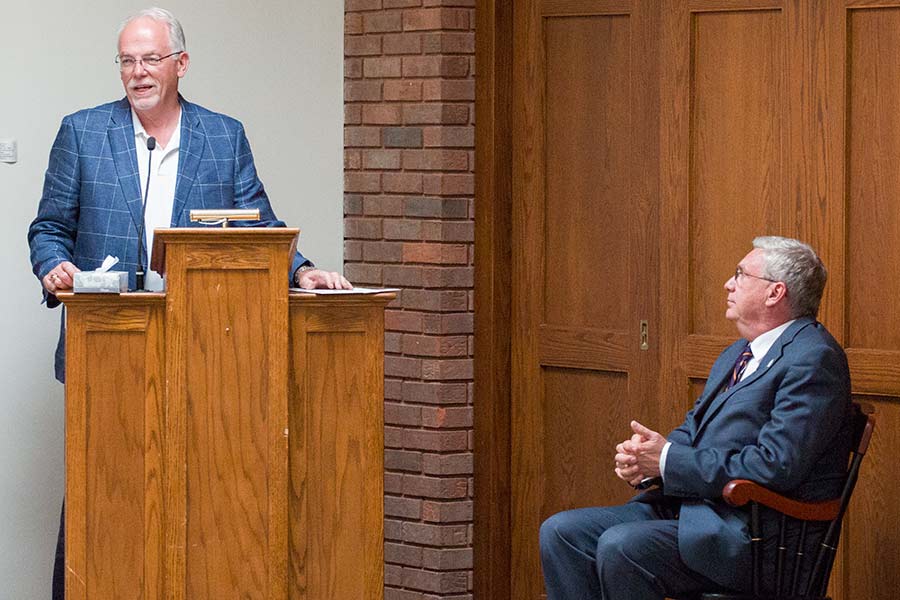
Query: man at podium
26 7 351 599
29 5 353 377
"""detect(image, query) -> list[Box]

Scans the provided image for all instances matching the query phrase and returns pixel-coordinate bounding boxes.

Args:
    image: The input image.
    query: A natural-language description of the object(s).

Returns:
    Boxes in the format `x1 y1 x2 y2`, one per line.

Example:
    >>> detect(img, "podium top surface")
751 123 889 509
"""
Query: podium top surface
153 227 300 241
150 227 300 273
56 291 166 306
289 291 397 306
56 290 396 307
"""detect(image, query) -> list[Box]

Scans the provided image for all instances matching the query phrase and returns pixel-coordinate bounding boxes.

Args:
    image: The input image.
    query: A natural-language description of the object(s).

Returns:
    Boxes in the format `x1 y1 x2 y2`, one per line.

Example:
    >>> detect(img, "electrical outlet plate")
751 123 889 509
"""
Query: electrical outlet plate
0 139 17 163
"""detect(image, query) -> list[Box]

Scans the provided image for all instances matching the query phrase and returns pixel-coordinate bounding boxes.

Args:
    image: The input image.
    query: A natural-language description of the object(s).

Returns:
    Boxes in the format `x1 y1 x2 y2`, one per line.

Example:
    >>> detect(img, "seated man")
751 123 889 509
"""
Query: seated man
539 236 852 600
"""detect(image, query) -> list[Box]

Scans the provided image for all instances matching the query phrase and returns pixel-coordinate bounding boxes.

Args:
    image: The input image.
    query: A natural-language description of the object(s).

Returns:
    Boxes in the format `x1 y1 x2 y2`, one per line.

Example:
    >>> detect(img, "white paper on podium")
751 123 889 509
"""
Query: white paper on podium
289 286 399 295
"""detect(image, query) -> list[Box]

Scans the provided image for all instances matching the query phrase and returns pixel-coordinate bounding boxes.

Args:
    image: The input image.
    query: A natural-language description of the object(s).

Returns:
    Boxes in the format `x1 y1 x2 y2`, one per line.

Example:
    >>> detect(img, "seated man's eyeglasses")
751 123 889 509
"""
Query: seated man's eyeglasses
115 51 183 71
734 266 778 284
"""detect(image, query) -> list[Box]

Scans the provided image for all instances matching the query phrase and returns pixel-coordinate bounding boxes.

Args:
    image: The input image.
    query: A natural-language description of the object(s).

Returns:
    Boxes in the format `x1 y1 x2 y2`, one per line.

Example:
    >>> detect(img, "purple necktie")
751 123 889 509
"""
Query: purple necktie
727 344 753 390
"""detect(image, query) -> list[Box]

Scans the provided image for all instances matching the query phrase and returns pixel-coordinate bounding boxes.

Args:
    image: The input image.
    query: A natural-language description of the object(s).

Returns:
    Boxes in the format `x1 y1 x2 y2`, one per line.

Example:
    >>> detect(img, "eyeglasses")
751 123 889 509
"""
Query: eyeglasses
733 266 778 284
115 51 183 71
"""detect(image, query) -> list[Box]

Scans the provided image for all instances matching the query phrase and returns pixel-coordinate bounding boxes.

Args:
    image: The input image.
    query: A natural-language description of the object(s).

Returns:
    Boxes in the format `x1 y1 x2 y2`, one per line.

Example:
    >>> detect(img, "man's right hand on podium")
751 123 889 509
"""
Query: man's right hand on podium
43 261 80 294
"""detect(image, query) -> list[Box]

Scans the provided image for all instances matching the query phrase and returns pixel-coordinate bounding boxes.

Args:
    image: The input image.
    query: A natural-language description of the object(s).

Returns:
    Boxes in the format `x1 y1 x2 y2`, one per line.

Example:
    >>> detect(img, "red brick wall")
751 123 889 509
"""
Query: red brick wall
344 1 475 598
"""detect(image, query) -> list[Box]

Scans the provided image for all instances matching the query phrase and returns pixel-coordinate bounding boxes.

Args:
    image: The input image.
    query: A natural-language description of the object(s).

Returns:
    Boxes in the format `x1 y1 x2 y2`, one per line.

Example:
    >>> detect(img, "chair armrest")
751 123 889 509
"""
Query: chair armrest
721 480 841 521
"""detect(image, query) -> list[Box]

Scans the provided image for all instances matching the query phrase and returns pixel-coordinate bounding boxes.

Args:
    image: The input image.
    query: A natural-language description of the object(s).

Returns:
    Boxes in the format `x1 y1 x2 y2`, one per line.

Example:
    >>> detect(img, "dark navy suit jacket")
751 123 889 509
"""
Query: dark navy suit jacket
28 97 309 381
633 317 851 591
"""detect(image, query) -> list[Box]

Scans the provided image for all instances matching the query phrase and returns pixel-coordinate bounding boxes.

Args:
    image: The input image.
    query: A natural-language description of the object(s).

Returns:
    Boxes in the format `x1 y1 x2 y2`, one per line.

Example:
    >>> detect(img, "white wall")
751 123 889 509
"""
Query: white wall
0 2 342 596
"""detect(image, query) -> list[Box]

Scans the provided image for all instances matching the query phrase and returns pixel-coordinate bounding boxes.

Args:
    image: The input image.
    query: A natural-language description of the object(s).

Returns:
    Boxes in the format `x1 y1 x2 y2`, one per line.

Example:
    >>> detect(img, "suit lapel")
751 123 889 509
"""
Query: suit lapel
172 99 204 225
694 318 814 438
691 343 745 432
108 99 143 234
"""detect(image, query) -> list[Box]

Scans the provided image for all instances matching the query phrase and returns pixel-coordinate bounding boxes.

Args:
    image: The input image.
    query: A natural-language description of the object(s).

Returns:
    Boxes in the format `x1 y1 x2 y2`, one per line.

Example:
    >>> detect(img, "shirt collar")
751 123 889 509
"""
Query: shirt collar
748 319 796 361
131 107 182 151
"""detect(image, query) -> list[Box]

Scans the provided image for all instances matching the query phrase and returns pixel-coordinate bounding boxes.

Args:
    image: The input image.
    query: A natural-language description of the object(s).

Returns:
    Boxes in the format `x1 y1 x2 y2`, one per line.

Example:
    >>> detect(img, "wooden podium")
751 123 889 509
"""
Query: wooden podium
59 229 392 599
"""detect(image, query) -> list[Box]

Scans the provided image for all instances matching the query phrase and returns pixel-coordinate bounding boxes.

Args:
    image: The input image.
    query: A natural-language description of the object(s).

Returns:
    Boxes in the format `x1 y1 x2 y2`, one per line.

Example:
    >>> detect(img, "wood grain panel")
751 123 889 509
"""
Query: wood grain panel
509 0 548 596
510 2 660 599
541 368 636 515
143 306 167 600
538 325 629 371
846 349 900 397
659 377 711 435
789 1 845 335
62 297 165 600
680 333 730 378
150 227 299 276
161 230 294 600
838 16 900 595
479 1 900 598
289 301 386 600
689 8 786 337
85 331 145 599
542 0 630 16
686 0 782 9
306 331 371 598
846 6 900 351
842 396 899 600
303 307 369 332
185 268 271 598
183 244 274 269
473 0 514 596
78 307 155 330
62 231 395 600
659 0 695 423
64 285 387 600
543 14 631 330
688 378 707 406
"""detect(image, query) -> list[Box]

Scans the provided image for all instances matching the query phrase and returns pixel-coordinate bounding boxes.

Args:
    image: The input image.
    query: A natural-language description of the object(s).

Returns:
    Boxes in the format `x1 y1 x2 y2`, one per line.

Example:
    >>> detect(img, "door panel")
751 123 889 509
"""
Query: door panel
660 0 794 432
661 3 900 600
544 14 632 330
689 8 786 338
838 7 900 598
542 368 635 514
481 1 900 598
846 6 900 367
511 1 660 598
842 396 900 600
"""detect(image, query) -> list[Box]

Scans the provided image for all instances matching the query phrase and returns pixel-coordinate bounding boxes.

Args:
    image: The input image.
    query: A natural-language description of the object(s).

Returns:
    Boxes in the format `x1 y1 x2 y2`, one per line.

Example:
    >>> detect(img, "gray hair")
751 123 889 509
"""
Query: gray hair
118 7 186 53
753 236 827 318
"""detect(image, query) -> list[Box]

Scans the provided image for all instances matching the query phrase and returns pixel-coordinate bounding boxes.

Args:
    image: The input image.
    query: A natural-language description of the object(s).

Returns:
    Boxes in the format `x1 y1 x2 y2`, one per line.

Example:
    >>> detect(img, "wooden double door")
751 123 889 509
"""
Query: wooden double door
475 1 900 599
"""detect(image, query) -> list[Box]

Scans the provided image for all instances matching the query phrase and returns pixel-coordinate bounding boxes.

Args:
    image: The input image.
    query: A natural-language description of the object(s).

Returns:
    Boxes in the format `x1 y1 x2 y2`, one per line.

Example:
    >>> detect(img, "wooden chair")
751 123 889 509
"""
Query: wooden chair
700 402 875 600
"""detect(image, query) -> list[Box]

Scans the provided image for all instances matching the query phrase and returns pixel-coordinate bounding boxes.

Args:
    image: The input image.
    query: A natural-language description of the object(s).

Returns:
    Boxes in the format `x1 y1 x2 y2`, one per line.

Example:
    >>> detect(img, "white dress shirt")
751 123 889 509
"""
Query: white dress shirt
658 319 797 480
132 108 181 291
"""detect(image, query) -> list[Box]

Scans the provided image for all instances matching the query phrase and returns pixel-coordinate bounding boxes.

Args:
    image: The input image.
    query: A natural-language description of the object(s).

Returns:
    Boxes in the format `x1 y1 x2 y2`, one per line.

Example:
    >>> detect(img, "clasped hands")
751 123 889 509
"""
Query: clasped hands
614 420 666 488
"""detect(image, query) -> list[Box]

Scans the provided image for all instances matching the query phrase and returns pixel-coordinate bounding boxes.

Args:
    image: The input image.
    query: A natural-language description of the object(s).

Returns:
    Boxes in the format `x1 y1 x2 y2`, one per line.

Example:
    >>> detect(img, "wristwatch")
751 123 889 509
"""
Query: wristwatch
293 264 316 285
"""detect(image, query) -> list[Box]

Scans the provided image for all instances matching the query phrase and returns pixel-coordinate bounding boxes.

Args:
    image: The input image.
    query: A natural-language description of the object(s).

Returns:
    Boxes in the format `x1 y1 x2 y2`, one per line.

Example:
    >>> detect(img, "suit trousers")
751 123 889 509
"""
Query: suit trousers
539 502 726 600
53 502 64 600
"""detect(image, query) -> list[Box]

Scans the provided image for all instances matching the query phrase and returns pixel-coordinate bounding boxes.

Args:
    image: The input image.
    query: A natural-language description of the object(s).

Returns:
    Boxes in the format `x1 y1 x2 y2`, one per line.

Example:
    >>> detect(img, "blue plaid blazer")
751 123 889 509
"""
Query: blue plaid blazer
28 97 309 381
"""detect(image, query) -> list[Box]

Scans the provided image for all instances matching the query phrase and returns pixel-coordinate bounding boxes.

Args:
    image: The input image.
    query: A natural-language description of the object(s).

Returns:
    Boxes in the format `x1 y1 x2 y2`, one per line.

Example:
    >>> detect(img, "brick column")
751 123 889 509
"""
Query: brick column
344 1 475 598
